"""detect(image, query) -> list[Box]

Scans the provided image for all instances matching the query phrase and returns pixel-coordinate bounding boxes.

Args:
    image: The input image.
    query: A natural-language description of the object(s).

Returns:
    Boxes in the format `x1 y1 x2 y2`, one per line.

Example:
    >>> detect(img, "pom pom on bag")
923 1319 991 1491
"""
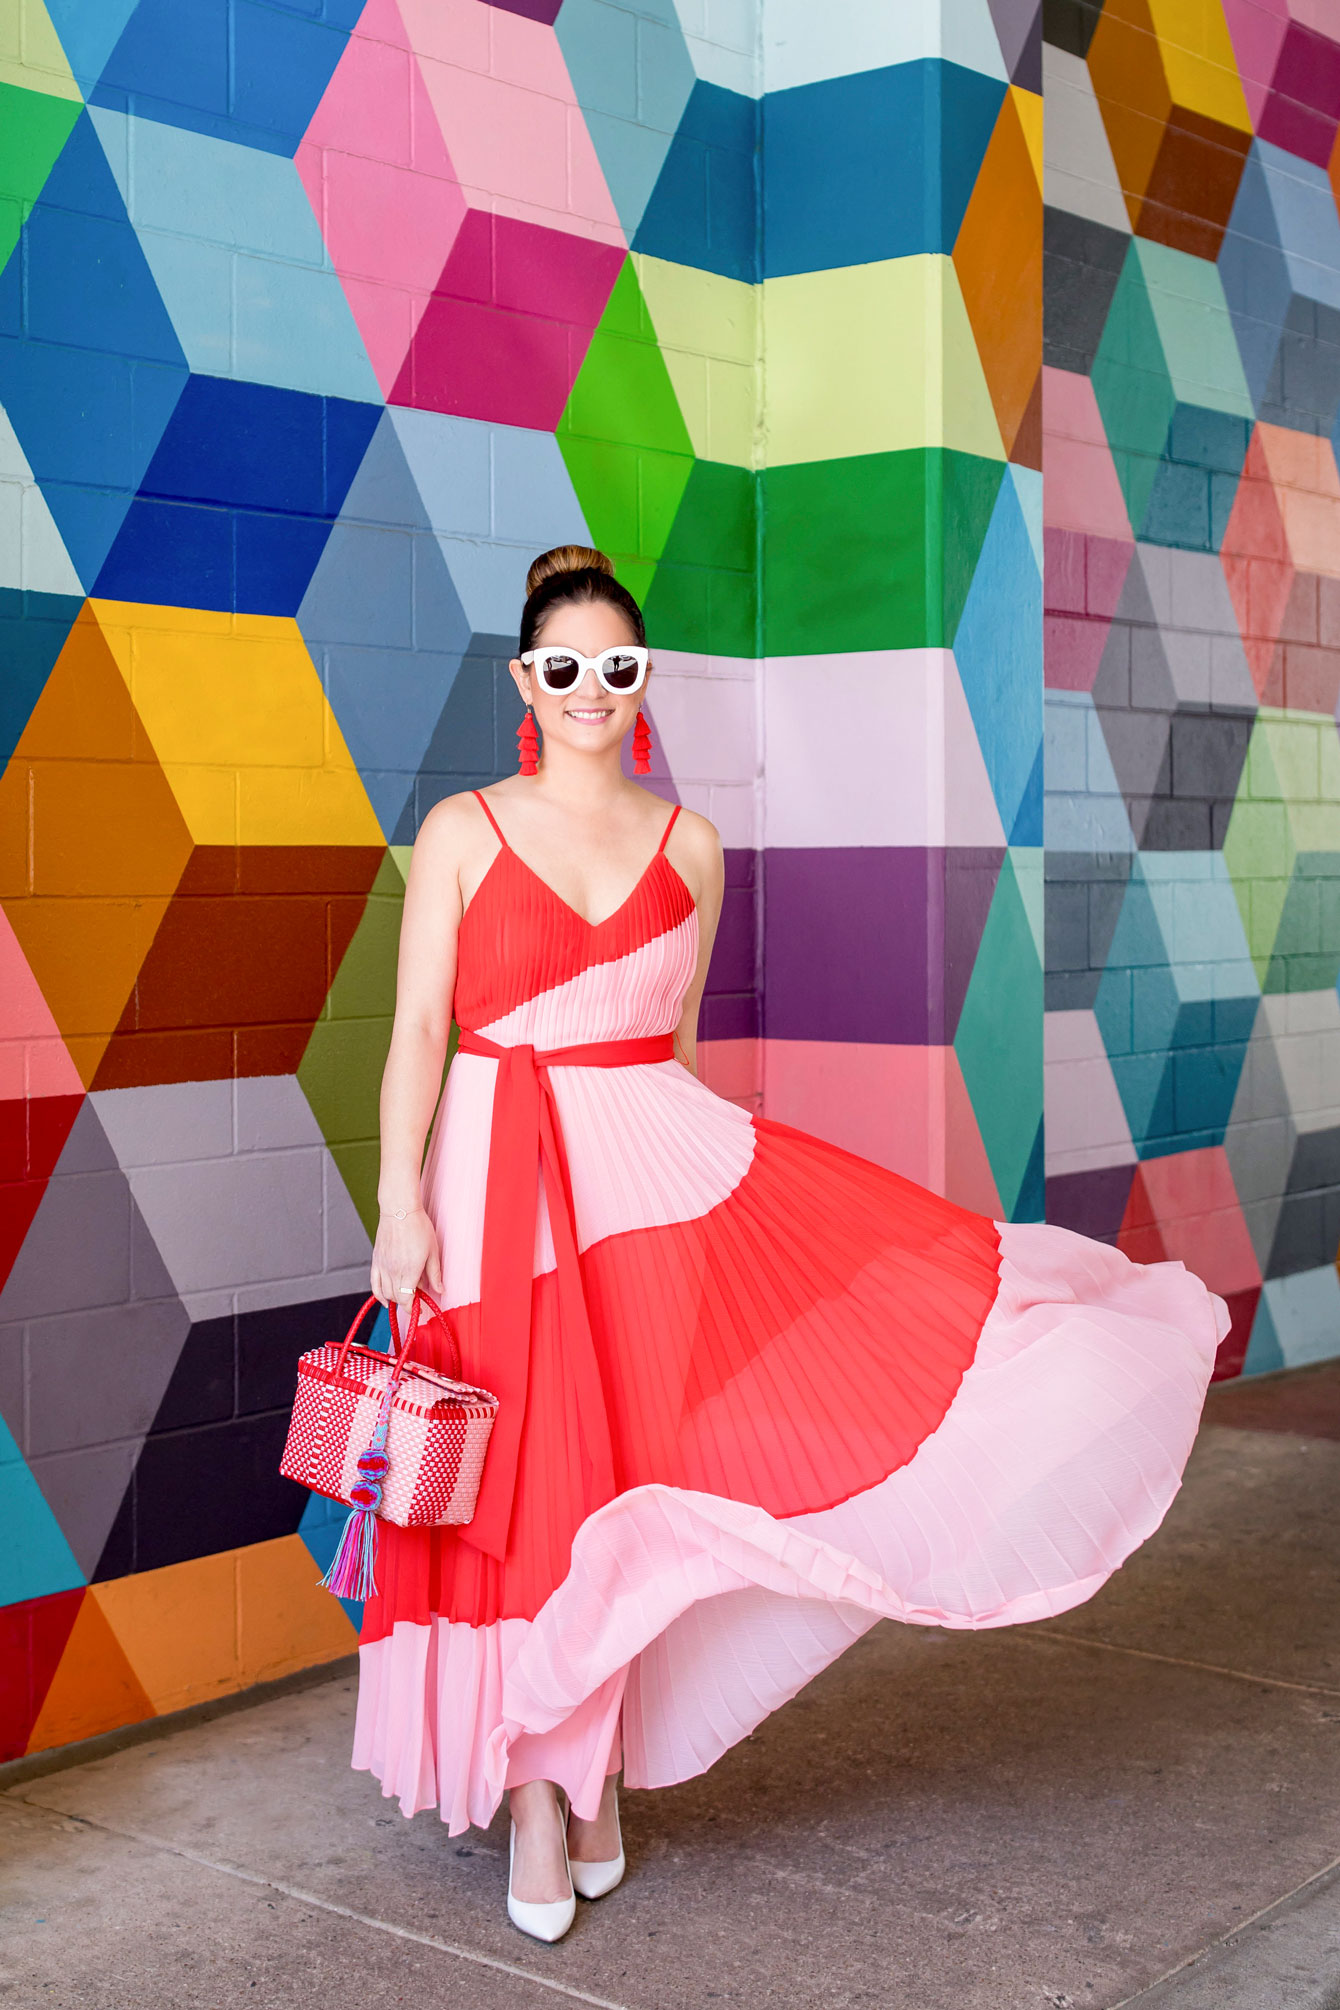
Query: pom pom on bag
279 1292 498 1600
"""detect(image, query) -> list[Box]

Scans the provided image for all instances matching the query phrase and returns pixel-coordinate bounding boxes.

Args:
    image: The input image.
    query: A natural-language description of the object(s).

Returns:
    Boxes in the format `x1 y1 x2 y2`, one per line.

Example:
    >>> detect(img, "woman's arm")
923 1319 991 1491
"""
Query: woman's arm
669 810 726 1078
369 800 469 1311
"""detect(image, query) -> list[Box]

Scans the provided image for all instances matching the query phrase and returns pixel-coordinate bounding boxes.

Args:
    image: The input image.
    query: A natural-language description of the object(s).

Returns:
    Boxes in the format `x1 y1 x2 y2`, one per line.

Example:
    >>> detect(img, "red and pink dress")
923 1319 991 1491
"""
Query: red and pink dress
353 792 1227 1833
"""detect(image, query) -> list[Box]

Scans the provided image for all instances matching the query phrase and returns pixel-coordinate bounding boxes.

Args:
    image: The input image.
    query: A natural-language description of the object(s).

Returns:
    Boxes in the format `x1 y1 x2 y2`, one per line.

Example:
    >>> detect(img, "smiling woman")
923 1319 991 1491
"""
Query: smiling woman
348 545 1226 1947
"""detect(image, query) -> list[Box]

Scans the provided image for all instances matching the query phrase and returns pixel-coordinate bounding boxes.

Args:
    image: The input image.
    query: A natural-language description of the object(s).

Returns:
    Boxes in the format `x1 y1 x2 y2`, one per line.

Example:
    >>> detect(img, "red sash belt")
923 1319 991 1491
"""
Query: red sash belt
451 1025 676 1562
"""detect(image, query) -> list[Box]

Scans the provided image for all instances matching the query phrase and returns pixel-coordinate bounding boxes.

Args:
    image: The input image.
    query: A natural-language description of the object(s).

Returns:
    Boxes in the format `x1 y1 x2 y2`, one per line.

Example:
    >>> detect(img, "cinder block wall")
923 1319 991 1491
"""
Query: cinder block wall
0 0 765 1764
753 9 1044 1214
1042 1 1340 1379
15 0 1334 1766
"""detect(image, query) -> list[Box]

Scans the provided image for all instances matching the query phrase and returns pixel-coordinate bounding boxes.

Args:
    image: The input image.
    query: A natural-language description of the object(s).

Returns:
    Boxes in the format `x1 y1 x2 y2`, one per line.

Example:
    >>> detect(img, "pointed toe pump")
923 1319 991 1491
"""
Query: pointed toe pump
568 1787 625 1901
507 1814 576 1943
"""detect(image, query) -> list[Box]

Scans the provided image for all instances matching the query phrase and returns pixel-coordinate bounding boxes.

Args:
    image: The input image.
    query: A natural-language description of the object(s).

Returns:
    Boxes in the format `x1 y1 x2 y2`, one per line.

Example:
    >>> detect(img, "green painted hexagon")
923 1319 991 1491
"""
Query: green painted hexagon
298 849 405 1234
558 259 695 606
642 459 758 657
0 82 82 275
1224 711 1340 987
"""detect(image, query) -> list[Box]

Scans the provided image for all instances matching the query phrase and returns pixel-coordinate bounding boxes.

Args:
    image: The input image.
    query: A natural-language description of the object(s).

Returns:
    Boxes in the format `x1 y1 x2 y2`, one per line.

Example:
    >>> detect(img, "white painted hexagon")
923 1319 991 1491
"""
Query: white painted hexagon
91 1077 371 1323
1044 1009 1136 1178
762 650 1005 849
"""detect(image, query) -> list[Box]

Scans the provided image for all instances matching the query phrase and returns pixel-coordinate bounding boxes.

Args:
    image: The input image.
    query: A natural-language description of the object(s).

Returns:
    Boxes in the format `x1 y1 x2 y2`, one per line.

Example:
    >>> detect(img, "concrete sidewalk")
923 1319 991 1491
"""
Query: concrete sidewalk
3 1364 1340 2009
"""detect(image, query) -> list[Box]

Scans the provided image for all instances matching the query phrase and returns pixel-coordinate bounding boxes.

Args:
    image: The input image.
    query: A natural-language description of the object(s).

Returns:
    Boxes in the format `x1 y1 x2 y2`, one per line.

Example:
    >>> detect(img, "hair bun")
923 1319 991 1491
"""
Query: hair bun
525 545 614 598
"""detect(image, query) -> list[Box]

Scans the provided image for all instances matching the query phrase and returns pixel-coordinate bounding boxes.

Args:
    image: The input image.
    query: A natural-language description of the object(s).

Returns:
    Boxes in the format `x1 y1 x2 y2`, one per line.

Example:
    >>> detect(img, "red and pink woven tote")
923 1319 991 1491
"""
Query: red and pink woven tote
280 1291 498 1599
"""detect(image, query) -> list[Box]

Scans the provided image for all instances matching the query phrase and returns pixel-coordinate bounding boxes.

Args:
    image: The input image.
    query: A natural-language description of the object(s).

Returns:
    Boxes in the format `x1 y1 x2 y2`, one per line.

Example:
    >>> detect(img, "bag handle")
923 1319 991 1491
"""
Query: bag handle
332 1289 461 1383
388 1288 462 1381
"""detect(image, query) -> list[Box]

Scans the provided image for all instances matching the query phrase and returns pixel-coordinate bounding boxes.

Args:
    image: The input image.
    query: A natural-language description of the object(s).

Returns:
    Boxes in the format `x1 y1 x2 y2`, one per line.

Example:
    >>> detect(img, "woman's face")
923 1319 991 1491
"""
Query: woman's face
510 597 648 764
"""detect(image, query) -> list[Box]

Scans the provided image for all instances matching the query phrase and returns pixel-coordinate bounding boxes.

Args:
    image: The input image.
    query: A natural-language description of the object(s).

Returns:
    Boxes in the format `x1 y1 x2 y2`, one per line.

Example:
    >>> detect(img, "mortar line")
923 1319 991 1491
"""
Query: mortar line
1105 1848 1340 2007
14 1795 634 2010
1027 1628 1340 1700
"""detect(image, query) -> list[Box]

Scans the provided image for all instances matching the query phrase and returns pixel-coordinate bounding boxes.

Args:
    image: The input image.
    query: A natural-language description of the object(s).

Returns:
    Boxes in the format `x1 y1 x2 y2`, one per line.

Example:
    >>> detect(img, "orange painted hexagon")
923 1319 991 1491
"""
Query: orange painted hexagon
953 85 1044 467
0 609 193 1087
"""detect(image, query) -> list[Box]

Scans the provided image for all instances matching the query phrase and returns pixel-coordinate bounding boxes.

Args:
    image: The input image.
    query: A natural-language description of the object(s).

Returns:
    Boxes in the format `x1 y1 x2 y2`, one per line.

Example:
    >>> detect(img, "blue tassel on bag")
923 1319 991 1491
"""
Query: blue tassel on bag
321 1500 381 1601
320 1380 395 1601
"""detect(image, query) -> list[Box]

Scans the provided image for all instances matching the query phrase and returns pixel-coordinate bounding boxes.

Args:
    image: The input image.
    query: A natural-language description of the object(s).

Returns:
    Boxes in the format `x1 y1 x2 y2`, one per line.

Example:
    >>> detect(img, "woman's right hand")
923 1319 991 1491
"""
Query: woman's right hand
370 1205 444 1313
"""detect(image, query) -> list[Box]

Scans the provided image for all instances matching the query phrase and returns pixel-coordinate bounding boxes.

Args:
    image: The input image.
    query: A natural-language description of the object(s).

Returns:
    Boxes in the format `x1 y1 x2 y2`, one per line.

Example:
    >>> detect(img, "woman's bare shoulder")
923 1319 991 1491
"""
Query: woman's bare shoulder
666 801 722 856
662 801 723 891
409 790 492 870
417 788 490 834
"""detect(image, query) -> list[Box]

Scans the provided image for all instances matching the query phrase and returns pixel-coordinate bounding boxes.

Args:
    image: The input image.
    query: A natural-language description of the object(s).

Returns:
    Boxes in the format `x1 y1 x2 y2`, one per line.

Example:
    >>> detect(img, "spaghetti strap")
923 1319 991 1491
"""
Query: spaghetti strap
655 801 682 854
473 789 509 848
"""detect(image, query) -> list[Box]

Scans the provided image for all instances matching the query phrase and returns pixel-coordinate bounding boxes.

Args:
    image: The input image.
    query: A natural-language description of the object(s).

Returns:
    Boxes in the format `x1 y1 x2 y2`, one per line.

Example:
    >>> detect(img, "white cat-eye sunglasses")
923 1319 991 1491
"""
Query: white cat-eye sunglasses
520 645 650 696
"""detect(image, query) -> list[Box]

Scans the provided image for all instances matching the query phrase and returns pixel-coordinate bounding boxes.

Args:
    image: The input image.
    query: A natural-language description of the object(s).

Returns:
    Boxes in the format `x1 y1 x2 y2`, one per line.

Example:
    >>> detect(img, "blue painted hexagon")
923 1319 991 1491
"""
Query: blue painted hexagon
298 413 472 843
952 464 1043 846
557 0 696 241
42 0 140 95
88 107 380 402
389 409 592 639
0 110 189 589
1094 853 1260 1157
87 0 367 159
0 1417 85 1607
633 80 759 282
94 375 381 614
1219 140 1340 438
1043 691 1136 855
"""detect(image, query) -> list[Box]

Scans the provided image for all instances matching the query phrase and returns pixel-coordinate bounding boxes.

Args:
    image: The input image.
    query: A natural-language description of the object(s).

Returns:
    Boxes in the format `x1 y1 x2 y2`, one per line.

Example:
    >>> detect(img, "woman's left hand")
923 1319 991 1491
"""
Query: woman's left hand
370 1204 444 1311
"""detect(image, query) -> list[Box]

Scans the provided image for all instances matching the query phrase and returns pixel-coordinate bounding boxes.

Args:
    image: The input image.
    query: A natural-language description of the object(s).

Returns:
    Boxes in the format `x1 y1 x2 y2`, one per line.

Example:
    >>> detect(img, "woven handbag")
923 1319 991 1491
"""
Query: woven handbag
280 1290 498 1600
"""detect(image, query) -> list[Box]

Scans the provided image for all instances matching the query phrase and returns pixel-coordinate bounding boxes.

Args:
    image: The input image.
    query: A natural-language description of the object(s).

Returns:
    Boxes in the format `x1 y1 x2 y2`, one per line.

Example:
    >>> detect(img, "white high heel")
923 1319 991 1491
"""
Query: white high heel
568 1784 625 1901
507 1806 576 1943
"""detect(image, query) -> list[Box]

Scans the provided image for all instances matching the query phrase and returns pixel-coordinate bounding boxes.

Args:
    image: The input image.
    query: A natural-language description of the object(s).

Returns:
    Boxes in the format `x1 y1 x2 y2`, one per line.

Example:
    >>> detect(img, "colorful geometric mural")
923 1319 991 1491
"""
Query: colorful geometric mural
1043 0 1340 1382
0 0 1054 1764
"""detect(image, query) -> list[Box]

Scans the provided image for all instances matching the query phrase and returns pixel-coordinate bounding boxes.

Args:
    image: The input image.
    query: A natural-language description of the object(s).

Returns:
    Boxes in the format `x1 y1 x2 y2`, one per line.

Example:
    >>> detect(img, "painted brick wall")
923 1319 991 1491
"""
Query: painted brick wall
1042 0 1340 1380
1 0 1041 1762
753 9 1044 1214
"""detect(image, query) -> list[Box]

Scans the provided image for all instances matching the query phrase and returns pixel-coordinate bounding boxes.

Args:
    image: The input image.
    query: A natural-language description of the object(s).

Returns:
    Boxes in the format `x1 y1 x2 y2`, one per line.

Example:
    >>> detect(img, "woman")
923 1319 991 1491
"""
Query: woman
359 545 1227 1943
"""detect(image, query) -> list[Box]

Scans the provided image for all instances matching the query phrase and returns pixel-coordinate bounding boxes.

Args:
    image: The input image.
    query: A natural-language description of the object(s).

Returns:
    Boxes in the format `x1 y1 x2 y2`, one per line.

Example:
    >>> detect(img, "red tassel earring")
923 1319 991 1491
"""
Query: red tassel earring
517 704 539 776
632 708 652 774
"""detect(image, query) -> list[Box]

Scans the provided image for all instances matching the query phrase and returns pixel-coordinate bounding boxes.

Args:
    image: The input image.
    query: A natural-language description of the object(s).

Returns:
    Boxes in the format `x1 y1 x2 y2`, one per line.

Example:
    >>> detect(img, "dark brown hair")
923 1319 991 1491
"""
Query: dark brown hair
519 545 646 655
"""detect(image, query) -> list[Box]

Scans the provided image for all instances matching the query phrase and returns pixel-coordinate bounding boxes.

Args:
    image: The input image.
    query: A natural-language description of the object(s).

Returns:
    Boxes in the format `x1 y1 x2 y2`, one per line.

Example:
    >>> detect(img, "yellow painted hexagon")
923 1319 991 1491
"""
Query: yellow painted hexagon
89 600 383 847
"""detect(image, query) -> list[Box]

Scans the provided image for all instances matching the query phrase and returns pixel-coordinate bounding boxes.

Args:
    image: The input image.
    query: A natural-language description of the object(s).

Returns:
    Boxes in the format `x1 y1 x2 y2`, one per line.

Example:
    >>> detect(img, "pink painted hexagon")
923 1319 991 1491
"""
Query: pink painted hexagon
1043 370 1133 692
1117 1147 1261 1380
1221 422 1340 711
0 910 83 1292
759 1041 1003 1214
398 0 624 246
391 210 624 429
297 0 469 395
297 0 625 408
1224 0 1340 169
0 908 82 1105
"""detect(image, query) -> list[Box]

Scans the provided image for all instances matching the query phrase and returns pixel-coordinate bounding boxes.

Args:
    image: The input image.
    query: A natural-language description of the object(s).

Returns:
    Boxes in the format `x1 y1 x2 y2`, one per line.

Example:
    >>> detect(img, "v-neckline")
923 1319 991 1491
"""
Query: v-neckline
503 842 669 930
465 793 687 931
464 840 696 932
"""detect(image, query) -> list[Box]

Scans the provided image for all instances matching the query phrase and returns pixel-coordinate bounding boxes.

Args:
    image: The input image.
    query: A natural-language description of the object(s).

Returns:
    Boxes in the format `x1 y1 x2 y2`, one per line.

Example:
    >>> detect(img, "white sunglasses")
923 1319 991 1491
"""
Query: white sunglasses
520 644 649 696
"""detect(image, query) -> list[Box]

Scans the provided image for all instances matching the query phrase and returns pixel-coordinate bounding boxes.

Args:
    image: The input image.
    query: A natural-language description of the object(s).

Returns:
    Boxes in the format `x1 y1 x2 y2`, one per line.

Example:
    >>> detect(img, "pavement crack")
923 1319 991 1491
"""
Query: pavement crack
1026 1629 1340 1700
9 1792 635 2010
1103 1847 1340 2006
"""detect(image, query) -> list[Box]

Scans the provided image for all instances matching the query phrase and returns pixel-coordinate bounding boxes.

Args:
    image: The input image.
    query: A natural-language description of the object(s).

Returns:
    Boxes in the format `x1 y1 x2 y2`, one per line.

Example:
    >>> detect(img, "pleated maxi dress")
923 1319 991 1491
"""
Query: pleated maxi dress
352 791 1228 1833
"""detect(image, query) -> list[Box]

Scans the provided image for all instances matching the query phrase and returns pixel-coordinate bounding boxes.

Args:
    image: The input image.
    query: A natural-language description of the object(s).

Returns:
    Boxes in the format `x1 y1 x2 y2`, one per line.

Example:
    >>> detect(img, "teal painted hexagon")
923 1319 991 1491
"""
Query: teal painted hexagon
1092 238 1253 551
954 851 1043 1219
